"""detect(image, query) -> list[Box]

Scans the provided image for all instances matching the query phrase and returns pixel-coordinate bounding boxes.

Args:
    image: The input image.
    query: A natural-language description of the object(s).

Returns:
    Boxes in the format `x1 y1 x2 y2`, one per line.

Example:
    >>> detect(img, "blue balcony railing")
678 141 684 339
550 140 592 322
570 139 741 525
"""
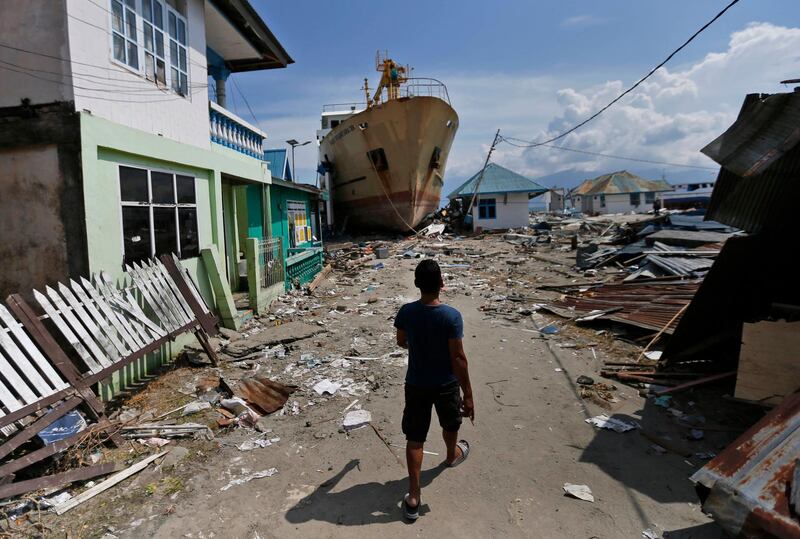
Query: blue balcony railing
209 100 266 158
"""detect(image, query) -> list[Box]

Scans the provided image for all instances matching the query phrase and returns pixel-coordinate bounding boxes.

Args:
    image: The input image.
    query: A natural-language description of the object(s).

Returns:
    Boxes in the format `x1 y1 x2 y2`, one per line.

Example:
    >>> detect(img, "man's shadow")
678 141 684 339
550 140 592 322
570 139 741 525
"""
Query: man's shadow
285 459 447 526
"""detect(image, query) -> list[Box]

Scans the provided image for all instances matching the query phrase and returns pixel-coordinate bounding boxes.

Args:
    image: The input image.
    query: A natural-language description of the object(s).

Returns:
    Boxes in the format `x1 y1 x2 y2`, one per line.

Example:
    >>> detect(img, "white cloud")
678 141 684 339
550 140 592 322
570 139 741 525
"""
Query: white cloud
492 22 800 185
561 15 608 28
248 22 800 193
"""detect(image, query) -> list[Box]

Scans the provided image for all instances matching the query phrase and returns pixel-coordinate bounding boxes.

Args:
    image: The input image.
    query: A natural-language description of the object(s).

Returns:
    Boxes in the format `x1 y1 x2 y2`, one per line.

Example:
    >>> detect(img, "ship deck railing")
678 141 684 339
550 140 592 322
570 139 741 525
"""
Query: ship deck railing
402 78 451 105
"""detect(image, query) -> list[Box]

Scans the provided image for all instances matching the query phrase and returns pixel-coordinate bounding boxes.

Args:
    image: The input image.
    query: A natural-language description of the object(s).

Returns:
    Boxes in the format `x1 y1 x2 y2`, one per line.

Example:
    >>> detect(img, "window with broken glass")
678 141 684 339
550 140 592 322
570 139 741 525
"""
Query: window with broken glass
108 0 189 96
119 165 199 265
142 0 167 85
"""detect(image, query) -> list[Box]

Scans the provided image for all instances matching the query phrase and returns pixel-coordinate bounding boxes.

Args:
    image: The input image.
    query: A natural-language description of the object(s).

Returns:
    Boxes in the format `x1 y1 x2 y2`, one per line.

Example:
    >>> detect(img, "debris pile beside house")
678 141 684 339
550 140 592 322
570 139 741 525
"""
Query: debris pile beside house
0 255 219 502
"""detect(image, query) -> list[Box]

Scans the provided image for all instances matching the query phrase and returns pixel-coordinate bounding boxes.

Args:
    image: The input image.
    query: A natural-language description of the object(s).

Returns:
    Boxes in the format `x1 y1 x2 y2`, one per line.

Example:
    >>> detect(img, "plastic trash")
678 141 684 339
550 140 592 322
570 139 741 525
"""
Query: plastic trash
38 410 86 445
563 483 594 502
585 414 637 433
343 409 372 431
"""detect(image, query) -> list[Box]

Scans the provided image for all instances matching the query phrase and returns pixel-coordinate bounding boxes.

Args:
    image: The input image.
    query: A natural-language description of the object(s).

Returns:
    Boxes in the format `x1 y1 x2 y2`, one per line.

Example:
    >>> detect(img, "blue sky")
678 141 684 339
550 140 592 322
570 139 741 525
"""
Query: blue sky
229 1 800 197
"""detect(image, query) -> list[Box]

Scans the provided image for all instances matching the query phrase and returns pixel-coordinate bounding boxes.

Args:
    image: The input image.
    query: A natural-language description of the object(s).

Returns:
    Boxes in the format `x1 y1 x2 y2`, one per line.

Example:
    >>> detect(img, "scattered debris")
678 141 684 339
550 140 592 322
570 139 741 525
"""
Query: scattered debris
182 401 212 416
220 468 278 491
343 409 372 431
563 483 594 502
237 436 280 451
235 377 298 414
122 423 213 440
585 415 637 433
313 379 342 396
55 451 169 515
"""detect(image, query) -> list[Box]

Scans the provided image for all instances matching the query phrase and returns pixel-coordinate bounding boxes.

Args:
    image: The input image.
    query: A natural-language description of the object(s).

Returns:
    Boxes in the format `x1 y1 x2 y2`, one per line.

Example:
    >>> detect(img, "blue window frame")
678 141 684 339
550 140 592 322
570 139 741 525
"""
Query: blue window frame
478 198 497 219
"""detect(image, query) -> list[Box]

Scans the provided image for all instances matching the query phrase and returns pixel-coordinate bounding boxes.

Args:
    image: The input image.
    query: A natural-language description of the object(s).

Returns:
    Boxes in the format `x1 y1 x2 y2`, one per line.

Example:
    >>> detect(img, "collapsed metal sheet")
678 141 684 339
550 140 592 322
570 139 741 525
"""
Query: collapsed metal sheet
542 281 699 334
691 392 800 538
236 377 298 414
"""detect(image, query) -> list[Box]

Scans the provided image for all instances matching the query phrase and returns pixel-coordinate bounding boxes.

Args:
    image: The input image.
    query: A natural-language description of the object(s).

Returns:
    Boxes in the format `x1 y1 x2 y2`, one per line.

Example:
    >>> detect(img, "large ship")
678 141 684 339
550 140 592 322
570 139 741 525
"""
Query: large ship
317 53 458 232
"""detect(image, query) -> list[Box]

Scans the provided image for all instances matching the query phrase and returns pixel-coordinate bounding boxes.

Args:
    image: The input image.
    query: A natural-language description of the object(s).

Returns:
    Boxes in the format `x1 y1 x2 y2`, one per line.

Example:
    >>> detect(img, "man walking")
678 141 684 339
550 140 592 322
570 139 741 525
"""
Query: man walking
394 259 475 521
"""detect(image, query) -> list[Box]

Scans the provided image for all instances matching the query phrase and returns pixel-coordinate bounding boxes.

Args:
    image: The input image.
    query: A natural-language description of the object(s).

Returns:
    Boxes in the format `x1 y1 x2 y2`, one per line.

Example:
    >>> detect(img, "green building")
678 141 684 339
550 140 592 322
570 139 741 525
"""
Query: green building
0 0 324 391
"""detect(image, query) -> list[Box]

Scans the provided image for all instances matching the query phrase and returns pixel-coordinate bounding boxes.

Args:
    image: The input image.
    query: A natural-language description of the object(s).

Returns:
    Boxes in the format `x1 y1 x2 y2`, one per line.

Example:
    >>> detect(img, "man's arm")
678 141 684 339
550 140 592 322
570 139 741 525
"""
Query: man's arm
396 328 408 349
448 338 474 422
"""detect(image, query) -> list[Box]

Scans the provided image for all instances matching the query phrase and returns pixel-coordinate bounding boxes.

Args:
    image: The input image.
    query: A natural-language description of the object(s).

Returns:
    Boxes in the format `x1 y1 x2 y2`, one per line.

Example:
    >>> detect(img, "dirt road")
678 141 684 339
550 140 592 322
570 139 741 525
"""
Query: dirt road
51 238 723 538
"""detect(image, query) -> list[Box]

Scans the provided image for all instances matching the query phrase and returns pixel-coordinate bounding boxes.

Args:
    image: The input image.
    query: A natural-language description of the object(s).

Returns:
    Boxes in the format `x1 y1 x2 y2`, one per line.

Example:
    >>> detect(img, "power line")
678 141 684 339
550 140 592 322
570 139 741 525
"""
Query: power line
231 76 263 131
0 64 206 103
0 58 206 94
0 42 208 90
500 137 718 171
501 0 741 148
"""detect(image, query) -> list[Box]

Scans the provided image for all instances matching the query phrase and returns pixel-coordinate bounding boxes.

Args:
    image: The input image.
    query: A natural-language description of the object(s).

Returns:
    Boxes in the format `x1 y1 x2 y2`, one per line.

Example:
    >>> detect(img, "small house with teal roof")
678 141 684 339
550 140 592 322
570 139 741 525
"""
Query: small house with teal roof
448 163 548 230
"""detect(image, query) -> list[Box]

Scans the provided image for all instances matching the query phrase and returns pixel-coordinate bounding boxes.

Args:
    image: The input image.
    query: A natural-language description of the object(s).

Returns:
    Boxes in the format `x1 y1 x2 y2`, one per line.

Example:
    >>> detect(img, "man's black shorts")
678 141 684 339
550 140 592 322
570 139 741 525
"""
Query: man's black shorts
402 381 462 443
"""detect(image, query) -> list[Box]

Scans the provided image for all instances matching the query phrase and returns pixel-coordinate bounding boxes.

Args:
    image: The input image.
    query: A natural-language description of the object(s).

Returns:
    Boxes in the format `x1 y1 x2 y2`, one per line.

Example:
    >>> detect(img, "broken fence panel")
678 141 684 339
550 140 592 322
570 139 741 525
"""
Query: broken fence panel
1 255 219 491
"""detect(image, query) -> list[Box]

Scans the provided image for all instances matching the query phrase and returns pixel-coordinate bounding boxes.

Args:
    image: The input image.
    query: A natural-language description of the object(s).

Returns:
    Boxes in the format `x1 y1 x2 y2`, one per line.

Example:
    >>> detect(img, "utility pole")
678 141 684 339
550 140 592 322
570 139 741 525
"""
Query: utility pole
465 129 501 220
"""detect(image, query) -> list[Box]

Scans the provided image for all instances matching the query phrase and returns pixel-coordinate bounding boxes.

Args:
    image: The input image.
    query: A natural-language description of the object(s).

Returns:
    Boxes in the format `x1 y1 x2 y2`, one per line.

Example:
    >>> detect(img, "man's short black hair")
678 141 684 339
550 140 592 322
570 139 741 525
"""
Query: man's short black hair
414 259 442 294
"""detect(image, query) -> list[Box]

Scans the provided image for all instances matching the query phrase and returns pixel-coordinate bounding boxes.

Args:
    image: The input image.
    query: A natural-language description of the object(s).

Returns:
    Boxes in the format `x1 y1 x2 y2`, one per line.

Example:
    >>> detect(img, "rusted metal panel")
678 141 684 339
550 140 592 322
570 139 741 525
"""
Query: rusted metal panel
542 281 699 334
691 392 800 537
236 377 298 414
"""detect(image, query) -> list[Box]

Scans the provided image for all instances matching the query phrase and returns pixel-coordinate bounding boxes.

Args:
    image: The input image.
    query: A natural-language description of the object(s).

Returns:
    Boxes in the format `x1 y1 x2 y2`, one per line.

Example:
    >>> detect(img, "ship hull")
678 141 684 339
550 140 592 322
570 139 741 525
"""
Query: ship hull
320 96 458 232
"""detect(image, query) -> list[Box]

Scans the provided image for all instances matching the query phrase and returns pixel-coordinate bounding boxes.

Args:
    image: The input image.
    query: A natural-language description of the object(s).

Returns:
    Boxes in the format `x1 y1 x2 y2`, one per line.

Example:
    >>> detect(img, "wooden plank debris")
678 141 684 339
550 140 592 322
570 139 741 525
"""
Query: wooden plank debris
307 264 332 293
54 451 168 515
0 462 120 500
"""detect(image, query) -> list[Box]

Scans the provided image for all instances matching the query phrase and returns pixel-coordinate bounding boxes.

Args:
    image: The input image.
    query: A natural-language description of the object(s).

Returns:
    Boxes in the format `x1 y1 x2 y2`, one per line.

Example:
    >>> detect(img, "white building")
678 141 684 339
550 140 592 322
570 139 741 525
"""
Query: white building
0 0 328 330
569 171 673 215
448 163 548 231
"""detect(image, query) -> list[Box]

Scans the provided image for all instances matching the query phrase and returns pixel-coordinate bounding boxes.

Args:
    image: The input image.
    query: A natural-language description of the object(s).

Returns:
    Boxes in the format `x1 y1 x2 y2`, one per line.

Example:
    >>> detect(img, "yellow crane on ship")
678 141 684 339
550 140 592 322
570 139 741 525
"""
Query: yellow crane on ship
363 51 409 107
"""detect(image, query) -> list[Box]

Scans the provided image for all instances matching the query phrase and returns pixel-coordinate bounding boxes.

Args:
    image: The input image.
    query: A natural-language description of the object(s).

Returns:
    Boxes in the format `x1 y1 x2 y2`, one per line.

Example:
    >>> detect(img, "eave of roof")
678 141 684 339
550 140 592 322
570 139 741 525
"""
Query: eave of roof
272 178 321 195
208 0 294 72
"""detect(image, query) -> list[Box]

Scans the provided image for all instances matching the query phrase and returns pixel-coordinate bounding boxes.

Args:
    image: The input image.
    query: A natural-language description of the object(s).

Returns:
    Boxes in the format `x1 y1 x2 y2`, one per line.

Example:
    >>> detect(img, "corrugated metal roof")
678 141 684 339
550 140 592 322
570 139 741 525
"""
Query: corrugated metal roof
701 92 800 178
264 148 291 180
571 170 673 195
447 163 548 199
667 214 737 232
691 391 800 538
541 281 699 334
703 91 800 233
645 254 713 276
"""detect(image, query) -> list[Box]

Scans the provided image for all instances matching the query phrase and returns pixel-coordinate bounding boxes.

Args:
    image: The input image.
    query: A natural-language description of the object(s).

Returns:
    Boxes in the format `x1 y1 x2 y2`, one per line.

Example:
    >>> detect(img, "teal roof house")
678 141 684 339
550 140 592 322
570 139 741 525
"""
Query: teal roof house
448 163 547 230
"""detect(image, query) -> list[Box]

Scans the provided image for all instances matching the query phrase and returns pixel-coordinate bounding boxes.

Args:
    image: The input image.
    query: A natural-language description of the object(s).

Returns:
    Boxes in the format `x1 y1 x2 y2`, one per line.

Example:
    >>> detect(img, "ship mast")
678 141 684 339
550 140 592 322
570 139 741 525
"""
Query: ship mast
369 51 408 107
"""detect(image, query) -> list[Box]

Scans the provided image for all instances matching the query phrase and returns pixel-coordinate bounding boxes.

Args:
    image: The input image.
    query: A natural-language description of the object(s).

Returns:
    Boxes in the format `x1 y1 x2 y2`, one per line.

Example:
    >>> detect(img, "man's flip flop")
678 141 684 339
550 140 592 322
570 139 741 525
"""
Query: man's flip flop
403 493 419 521
448 440 470 467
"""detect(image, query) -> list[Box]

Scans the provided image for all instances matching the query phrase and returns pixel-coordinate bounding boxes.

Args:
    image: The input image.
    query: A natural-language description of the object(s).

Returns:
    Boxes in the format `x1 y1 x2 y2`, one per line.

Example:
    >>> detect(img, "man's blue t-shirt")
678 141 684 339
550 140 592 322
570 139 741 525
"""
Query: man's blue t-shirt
394 301 463 388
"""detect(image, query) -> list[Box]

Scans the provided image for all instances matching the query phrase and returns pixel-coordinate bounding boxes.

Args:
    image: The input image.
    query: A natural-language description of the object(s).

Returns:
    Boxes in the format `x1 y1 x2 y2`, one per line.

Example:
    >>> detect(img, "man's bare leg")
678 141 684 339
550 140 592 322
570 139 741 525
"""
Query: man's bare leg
443 429 463 464
406 441 424 507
